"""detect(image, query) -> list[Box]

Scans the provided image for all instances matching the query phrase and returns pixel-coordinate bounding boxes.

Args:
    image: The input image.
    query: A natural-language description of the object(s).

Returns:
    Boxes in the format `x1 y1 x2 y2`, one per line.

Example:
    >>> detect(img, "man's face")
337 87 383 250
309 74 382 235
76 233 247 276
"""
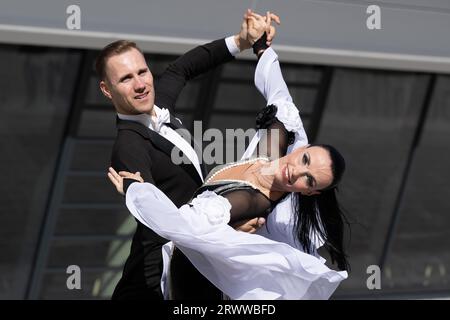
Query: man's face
100 48 155 115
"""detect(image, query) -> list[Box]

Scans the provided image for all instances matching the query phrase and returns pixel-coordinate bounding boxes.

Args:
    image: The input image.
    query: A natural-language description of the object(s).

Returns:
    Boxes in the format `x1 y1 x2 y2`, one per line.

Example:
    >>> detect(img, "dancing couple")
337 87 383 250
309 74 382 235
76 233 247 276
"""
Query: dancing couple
100 9 349 300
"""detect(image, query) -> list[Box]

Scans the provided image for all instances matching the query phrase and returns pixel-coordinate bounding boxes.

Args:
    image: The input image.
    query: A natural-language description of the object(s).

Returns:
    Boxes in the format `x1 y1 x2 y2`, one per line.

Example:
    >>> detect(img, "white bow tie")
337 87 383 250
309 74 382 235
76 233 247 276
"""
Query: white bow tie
153 108 171 132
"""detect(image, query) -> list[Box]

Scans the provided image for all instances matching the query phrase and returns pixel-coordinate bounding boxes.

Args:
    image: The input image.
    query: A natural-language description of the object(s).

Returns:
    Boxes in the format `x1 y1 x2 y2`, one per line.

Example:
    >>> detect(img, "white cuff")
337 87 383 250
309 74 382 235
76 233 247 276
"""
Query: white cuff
225 36 240 56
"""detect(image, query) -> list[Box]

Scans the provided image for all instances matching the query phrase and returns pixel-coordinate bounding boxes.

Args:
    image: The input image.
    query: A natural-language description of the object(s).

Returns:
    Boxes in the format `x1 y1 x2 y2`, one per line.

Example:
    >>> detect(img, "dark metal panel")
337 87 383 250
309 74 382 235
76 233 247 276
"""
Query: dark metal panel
379 74 437 270
308 67 334 142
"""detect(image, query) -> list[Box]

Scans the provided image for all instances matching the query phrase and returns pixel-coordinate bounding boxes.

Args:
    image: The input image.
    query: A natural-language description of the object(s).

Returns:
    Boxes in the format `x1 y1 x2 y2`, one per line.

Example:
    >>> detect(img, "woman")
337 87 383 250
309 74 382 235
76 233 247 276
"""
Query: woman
108 14 349 300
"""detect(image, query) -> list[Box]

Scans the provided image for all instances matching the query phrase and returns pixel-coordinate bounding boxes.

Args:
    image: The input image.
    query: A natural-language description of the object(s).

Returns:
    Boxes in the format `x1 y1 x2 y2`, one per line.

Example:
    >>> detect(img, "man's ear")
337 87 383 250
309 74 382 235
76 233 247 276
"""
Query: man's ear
100 80 112 100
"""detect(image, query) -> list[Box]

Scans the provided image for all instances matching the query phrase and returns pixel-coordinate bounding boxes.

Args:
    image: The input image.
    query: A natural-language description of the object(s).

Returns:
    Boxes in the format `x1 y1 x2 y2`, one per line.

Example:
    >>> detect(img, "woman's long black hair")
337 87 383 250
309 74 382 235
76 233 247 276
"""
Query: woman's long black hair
292 144 350 271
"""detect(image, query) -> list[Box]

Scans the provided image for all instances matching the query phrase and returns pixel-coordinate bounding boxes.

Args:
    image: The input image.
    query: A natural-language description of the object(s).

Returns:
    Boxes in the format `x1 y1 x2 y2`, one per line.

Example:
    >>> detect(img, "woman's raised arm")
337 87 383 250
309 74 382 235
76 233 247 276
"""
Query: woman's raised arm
242 47 309 160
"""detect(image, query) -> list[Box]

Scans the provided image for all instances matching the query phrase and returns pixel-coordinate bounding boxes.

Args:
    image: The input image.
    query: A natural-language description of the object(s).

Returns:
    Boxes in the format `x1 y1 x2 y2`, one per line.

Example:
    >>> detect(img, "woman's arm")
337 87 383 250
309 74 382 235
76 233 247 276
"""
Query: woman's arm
242 47 309 160
256 47 308 145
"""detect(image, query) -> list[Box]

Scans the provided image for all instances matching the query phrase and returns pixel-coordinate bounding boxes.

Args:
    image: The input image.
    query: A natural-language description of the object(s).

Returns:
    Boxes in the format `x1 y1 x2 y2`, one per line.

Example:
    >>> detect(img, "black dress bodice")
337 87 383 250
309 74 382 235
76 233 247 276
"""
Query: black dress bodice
193 158 283 225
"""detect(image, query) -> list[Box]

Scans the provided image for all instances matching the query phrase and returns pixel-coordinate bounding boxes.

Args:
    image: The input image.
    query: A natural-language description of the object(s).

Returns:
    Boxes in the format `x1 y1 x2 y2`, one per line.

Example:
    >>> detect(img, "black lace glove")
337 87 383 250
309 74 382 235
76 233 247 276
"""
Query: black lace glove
252 32 269 59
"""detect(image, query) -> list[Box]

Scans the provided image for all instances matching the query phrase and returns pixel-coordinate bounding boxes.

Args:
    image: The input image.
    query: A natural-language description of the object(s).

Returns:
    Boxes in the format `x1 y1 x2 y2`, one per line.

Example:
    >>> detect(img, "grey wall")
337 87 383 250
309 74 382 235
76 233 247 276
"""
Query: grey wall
1 0 450 72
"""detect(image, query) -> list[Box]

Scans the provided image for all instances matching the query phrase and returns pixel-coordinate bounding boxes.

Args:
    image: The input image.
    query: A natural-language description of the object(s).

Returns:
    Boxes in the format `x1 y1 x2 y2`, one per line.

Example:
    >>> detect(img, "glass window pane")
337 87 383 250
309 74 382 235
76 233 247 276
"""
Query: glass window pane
0 45 80 299
146 54 177 76
214 83 265 111
384 75 450 293
47 239 131 268
281 64 322 84
40 270 123 299
222 61 257 81
63 175 123 204
55 209 131 236
315 68 429 295
77 110 116 138
290 86 317 114
70 141 114 171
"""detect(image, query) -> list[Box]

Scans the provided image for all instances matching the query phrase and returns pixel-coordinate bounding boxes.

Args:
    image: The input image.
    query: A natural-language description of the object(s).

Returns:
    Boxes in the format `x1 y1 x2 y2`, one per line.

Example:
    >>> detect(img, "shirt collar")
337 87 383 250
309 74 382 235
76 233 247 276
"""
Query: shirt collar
117 105 168 130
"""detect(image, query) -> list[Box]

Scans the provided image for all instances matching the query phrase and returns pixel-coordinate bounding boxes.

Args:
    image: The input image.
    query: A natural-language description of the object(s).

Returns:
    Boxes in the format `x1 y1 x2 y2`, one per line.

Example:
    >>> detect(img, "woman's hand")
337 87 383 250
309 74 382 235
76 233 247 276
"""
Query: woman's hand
107 167 143 195
264 10 281 46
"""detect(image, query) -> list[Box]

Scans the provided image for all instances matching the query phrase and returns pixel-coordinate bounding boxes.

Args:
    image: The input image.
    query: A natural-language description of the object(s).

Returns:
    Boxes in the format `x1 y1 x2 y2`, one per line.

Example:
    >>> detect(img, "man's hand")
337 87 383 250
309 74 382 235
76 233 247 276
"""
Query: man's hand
234 9 252 51
232 217 266 234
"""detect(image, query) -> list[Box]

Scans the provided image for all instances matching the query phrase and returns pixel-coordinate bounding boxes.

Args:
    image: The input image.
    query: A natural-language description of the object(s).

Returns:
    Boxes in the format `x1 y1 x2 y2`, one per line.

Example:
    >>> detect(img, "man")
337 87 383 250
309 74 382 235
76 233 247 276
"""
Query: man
97 11 276 300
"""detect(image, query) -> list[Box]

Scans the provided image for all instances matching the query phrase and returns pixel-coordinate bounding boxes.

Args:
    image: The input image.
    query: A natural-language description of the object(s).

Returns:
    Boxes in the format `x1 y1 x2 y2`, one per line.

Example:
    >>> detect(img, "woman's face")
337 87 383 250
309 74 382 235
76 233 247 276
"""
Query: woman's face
272 146 334 195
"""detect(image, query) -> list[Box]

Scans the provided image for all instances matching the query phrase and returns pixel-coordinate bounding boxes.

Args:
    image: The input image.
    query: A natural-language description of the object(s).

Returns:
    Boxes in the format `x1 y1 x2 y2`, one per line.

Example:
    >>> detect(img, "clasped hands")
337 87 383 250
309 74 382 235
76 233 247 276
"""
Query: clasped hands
235 8 281 51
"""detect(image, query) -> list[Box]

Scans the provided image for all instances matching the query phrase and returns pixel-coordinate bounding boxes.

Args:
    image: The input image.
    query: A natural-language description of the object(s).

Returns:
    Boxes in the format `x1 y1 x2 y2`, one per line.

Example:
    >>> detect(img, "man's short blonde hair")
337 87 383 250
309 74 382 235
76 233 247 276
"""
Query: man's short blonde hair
95 40 143 80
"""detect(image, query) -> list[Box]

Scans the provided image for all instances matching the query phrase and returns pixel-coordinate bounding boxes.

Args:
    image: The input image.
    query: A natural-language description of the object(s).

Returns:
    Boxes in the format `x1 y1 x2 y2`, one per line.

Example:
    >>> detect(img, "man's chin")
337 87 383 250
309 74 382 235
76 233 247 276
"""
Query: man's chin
134 104 154 114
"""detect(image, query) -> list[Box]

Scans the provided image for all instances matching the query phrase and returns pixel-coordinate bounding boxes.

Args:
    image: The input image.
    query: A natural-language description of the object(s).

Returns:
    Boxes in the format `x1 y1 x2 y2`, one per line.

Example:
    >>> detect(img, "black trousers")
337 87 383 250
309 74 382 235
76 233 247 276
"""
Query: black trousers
170 247 222 300
112 238 165 300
